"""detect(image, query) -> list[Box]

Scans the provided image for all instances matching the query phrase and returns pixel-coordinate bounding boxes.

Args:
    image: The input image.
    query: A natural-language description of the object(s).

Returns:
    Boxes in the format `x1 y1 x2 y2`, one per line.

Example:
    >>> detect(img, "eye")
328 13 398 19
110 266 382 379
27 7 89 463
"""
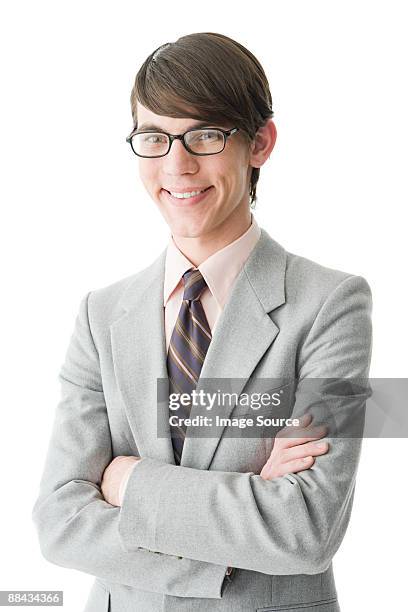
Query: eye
199 130 219 141
188 129 221 144
142 134 167 144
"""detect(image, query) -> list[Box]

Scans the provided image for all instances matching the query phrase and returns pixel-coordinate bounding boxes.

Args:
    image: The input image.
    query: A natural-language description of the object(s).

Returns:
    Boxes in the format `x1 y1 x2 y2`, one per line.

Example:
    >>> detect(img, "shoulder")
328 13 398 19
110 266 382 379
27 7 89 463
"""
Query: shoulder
83 248 166 328
257 229 371 314
284 249 372 313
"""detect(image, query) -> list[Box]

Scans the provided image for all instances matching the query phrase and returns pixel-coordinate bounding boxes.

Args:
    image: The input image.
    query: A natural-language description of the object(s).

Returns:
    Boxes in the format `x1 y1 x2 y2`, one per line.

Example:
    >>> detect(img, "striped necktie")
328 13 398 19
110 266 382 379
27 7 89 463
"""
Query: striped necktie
167 268 212 464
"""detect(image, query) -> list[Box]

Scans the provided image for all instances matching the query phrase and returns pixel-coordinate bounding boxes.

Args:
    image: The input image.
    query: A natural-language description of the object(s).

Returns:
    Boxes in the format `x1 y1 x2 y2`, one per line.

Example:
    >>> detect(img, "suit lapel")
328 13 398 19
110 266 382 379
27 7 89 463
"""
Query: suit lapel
181 228 286 469
110 249 176 464
110 228 287 469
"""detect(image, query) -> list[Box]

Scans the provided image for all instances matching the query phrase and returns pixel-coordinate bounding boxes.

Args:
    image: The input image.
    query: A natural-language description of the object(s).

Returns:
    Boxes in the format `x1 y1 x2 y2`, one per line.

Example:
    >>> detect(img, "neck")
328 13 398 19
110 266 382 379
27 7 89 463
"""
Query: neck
172 205 252 267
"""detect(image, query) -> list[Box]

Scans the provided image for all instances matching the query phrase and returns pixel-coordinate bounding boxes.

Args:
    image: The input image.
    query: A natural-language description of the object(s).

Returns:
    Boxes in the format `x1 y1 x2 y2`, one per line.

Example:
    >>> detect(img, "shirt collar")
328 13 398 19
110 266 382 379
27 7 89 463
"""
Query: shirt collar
163 214 261 308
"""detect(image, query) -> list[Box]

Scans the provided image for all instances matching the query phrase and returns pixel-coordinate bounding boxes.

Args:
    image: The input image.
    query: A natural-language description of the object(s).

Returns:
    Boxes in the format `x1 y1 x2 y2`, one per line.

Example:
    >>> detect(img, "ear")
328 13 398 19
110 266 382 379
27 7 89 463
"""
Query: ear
249 119 277 168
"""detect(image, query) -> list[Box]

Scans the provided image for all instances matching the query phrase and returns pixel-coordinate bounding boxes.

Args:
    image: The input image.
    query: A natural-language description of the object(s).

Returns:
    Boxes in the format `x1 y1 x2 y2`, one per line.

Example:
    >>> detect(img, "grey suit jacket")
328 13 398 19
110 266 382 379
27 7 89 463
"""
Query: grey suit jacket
32 228 372 612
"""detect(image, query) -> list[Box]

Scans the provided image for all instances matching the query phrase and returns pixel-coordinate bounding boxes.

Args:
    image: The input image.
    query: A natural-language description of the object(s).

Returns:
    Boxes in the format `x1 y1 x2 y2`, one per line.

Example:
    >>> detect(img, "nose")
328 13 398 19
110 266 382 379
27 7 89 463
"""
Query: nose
162 138 199 176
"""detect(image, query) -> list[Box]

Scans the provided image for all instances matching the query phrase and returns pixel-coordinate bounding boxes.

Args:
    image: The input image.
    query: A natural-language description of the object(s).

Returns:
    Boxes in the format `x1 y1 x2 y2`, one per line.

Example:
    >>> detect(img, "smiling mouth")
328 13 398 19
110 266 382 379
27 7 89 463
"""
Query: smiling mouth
163 186 212 199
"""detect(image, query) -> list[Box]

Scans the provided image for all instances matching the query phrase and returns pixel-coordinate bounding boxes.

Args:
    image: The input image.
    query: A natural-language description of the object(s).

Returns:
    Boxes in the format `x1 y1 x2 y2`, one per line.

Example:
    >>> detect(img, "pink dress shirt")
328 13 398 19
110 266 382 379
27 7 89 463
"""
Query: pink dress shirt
118 215 261 506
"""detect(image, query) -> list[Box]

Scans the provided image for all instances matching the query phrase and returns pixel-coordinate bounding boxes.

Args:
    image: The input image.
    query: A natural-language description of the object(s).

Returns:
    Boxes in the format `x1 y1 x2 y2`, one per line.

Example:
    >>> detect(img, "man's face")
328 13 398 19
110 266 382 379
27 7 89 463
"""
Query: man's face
135 102 253 239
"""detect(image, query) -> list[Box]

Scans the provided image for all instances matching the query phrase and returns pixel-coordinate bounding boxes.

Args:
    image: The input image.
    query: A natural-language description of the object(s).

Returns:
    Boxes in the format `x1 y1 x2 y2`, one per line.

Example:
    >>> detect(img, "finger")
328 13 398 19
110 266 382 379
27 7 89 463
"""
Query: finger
282 439 329 461
262 455 316 480
276 413 312 438
276 425 328 448
282 455 316 475
297 413 313 427
278 421 326 438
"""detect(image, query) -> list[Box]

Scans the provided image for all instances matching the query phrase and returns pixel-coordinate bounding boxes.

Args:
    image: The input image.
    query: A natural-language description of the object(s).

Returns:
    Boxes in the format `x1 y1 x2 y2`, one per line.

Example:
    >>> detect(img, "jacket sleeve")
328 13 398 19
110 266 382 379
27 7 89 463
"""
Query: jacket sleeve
31 292 228 599
118 275 373 575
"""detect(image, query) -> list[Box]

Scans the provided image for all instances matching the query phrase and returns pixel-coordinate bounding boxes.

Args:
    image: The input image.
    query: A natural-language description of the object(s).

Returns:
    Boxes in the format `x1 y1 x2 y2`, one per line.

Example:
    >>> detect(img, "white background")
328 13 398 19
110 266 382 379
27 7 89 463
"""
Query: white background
1 1 407 610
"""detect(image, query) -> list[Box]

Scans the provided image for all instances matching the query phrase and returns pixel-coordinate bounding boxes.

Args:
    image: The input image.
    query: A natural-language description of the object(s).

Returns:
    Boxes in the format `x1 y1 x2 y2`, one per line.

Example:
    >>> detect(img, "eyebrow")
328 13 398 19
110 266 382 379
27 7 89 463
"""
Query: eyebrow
136 120 219 132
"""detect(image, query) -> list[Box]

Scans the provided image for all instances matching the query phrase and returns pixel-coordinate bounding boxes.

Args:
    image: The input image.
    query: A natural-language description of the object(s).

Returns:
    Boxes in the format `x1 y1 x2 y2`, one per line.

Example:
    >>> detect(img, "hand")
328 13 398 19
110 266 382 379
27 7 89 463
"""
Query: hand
260 414 329 480
101 455 140 506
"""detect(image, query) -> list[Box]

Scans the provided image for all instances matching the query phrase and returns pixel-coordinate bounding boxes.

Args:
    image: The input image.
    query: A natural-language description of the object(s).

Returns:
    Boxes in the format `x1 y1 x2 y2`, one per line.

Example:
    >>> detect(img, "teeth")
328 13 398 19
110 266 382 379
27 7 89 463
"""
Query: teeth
169 189 206 199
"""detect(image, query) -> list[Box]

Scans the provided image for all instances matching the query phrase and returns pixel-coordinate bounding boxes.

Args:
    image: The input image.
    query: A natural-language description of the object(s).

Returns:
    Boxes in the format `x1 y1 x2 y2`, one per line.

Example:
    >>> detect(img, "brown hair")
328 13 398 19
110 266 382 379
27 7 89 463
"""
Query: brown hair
130 32 274 206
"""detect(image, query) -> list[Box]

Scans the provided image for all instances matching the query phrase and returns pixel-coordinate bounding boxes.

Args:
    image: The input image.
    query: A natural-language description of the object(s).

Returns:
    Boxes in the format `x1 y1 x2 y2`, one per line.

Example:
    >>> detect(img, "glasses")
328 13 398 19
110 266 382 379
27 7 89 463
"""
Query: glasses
126 126 239 158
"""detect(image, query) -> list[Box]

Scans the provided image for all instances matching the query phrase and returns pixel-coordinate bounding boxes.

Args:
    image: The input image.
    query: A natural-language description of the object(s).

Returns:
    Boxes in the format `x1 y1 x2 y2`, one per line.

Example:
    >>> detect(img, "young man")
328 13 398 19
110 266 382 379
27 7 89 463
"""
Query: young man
33 33 372 612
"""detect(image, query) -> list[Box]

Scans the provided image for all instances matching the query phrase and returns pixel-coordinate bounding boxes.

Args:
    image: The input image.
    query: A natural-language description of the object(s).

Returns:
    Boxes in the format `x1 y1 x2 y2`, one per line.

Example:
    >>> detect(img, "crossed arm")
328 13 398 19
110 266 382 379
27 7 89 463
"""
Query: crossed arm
101 412 329 507
32 275 372 597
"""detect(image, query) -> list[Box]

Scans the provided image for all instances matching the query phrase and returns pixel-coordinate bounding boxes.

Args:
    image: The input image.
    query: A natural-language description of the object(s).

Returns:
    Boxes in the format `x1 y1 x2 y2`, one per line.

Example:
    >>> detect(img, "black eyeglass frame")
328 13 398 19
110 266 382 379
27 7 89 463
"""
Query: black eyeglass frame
126 126 240 158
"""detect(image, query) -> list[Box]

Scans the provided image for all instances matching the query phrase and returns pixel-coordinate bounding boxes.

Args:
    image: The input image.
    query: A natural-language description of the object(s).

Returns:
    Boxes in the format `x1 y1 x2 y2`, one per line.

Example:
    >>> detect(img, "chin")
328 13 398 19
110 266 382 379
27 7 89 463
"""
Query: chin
169 219 212 239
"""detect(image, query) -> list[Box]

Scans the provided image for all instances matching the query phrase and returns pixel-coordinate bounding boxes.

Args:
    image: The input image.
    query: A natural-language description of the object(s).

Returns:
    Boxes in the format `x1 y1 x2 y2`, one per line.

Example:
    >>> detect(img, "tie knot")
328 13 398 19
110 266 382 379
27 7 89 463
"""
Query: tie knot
182 268 207 301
